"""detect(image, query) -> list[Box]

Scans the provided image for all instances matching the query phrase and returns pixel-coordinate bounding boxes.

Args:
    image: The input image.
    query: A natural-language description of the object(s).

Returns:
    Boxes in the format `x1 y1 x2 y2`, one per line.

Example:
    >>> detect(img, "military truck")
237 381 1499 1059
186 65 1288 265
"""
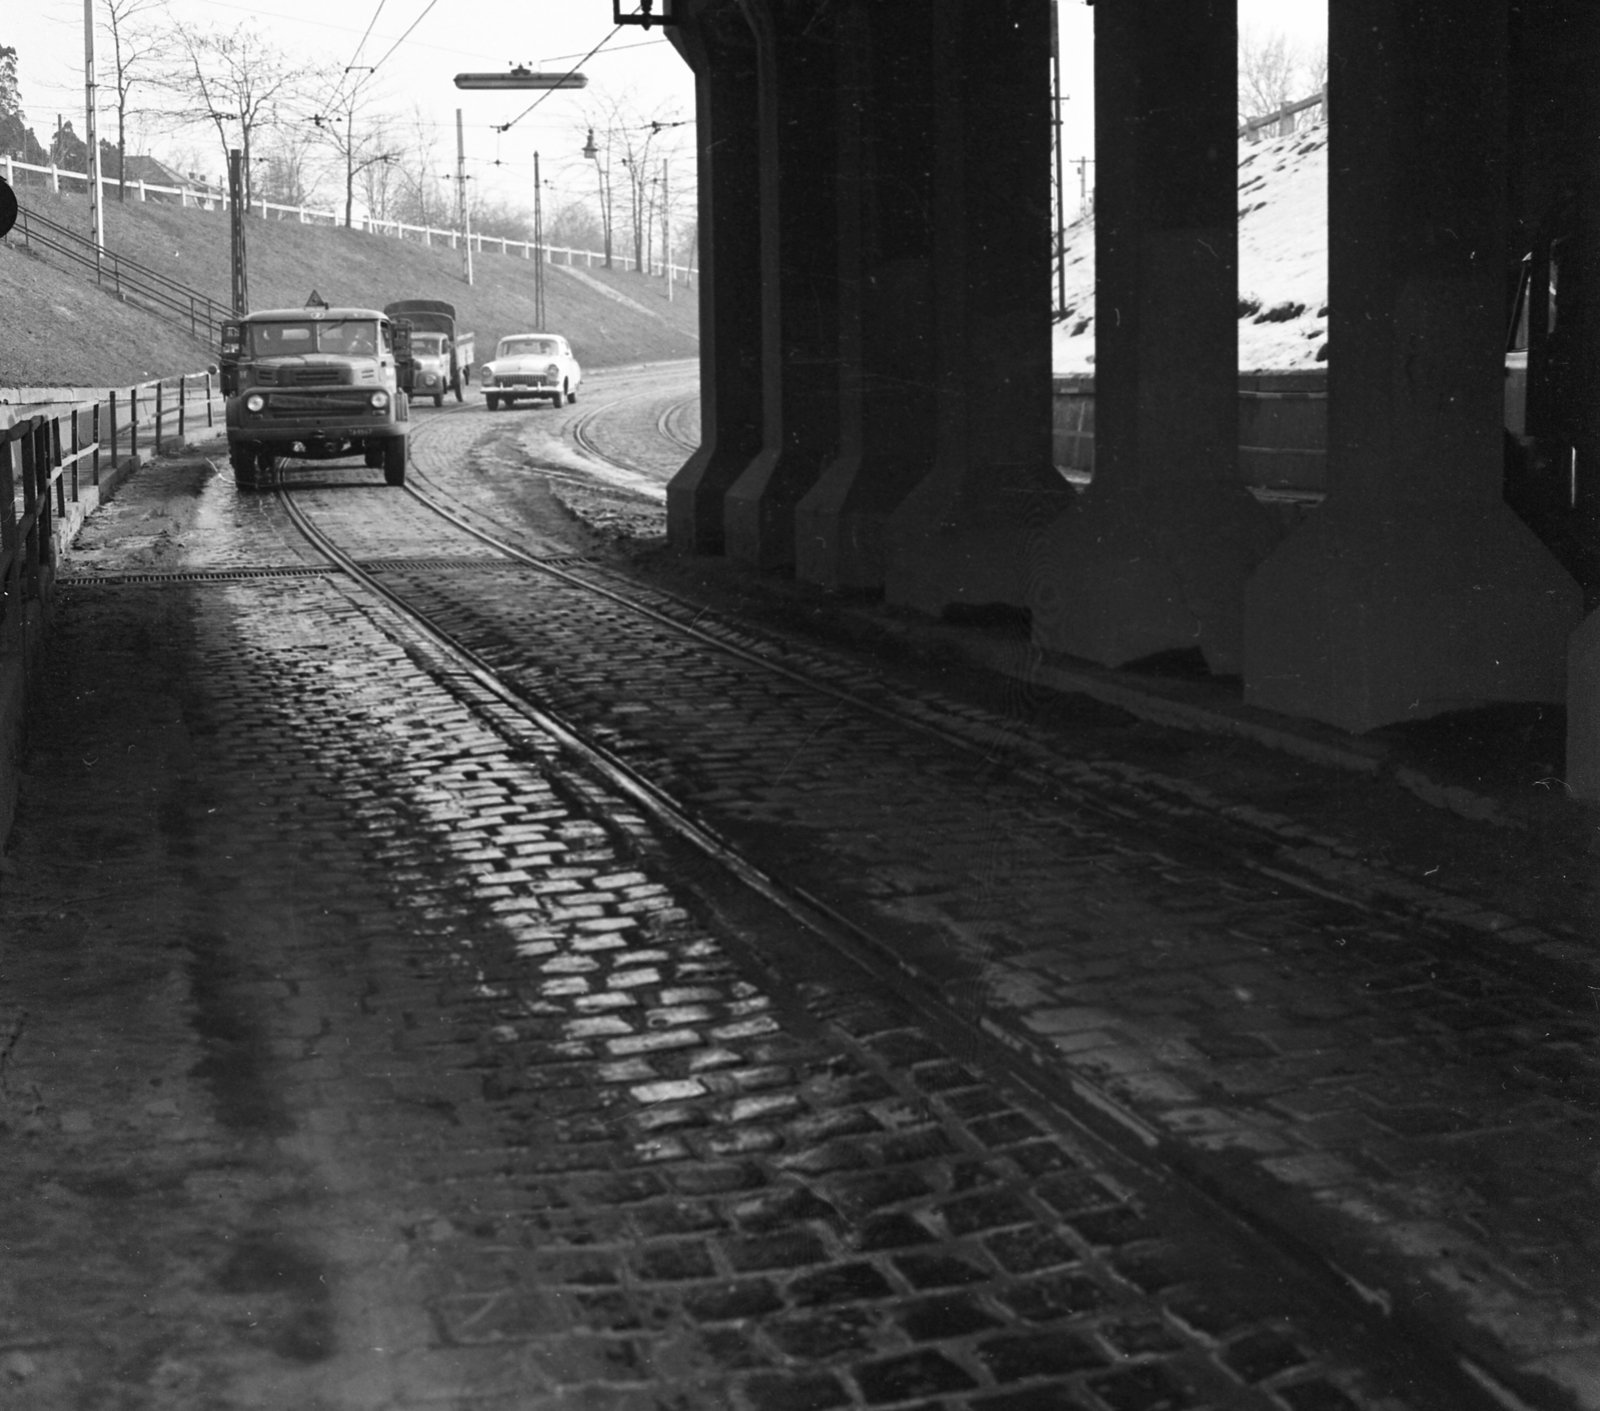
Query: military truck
219 296 412 489
384 300 474 407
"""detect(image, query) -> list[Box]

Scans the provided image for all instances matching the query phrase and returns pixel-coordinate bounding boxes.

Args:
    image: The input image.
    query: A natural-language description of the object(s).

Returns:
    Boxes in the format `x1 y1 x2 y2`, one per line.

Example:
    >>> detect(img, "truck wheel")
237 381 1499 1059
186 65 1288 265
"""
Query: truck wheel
229 445 257 490
486 394 500 411
433 392 444 408
364 444 384 468
383 437 407 487
453 377 464 404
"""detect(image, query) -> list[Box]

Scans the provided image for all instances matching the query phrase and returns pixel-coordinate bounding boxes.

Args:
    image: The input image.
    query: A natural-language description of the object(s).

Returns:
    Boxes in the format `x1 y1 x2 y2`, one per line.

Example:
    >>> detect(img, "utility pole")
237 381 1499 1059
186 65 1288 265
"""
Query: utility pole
83 0 105 266
662 158 671 303
456 108 473 286
228 148 248 313
533 150 545 328
1050 0 1064 316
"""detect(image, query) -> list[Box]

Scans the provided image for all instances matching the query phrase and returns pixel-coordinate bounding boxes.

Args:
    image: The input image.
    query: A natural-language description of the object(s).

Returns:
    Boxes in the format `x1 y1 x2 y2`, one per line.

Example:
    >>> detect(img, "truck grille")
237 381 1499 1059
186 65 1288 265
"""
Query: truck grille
288 367 353 386
265 392 377 418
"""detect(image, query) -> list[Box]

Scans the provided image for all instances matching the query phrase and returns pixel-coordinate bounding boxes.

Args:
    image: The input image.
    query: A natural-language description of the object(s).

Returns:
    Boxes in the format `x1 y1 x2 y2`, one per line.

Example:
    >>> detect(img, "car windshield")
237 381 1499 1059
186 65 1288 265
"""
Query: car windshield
248 319 382 356
501 338 557 358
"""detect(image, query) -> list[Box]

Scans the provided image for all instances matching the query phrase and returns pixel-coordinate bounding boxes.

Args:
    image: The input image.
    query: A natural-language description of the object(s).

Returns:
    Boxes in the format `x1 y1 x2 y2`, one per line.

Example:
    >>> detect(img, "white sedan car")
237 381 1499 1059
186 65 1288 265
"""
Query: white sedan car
479 333 583 410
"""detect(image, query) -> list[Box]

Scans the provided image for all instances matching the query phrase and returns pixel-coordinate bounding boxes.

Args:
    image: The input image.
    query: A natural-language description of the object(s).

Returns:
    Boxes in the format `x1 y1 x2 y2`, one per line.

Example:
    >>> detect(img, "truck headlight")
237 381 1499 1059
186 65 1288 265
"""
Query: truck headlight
369 390 390 409
244 393 266 412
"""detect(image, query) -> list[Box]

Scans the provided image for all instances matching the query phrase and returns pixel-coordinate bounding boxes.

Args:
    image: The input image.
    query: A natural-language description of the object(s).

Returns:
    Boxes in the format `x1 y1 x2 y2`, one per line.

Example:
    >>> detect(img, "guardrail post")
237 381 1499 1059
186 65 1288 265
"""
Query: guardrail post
130 385 139 461
108 390 118 471
155 379 165 450
0 436 15 654
69 409 81 508
178 375 187 440
92 403 101 487
206 372 215 429
53 418 67 519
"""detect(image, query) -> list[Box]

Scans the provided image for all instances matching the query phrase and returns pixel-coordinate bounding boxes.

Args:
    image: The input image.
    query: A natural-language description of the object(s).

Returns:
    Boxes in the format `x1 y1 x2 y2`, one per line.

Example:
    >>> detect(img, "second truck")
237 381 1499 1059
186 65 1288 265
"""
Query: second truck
384 300 474 407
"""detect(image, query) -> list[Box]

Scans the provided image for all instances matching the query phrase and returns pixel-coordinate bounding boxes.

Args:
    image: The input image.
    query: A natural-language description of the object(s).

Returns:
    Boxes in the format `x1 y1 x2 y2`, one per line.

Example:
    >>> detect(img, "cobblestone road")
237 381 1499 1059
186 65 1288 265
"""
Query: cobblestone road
0 382 1593 1409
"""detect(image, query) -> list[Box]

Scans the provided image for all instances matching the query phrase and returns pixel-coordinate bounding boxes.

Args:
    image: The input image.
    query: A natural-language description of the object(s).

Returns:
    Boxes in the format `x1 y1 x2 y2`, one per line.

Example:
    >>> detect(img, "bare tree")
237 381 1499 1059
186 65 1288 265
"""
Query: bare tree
307 75 402 228
389 105 447 231
256 123 323 210
98 0 163 201
154 19 306 211
579 96 691 271
1238 27 1300 123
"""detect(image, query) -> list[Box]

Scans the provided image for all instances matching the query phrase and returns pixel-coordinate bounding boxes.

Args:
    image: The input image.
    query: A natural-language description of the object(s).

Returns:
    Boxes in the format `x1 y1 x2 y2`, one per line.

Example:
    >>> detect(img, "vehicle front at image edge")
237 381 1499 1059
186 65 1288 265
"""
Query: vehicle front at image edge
479 333 582 410
219 302 410 488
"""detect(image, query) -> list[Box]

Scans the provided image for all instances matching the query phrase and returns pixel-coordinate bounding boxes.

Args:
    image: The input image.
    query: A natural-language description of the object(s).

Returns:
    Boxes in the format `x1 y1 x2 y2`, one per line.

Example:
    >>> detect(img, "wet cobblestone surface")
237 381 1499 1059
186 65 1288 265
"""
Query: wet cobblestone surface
0 389 1595 1407
276 465 1600 1396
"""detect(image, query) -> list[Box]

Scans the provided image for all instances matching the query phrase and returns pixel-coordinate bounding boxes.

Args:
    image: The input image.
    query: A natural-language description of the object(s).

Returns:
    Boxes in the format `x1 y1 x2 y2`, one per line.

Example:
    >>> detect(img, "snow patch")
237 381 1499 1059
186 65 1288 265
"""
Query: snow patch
1054 122 1328 374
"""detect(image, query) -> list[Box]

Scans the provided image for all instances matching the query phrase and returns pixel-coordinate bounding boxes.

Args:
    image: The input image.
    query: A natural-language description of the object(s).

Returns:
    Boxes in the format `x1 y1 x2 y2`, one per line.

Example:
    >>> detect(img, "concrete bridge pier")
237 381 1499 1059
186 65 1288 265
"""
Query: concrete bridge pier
882 0 1075 617
1030 0 1279 676
1244 0 1582 732
1563 5 1600 800
666 9 763 555
719 1 839 570
794 3 938 592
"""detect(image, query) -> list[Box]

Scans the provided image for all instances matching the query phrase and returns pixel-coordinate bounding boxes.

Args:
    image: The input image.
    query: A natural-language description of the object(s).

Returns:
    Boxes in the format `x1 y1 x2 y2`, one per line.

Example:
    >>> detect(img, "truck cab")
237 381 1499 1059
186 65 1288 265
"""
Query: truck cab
219 297 411 489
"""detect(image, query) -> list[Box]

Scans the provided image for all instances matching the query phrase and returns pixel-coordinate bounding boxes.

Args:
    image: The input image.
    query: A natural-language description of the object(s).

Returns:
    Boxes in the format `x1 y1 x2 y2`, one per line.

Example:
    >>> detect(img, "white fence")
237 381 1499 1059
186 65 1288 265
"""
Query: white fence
0 154 696 283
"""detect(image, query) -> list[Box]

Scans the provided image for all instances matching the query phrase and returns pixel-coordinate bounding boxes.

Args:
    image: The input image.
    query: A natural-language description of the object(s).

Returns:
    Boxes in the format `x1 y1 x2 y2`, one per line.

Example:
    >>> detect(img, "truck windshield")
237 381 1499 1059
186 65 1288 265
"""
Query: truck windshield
248 319 383 356
412 335 446 355
501 338 557 357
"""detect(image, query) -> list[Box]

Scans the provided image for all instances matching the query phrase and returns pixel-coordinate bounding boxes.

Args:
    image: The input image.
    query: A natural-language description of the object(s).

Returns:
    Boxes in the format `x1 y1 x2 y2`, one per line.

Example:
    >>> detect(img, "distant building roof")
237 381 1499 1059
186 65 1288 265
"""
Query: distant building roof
112 154 221 193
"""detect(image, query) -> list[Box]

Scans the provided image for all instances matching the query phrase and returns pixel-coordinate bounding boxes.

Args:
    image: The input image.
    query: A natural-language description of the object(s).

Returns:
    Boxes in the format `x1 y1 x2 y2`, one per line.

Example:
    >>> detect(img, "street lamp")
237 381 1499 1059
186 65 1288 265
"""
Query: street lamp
614 0 674 26
454 66 588 90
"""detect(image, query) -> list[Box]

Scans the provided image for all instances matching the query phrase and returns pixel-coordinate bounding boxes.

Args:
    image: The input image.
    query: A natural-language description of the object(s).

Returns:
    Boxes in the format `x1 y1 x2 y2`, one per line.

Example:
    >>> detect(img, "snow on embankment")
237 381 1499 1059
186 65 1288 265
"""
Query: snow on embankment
1053 122 1328 375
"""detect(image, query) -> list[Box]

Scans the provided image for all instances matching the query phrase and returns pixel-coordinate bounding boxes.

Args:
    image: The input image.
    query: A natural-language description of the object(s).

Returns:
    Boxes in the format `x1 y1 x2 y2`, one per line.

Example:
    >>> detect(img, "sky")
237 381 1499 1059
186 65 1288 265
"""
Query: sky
5 1 1328 222
4 0 697 217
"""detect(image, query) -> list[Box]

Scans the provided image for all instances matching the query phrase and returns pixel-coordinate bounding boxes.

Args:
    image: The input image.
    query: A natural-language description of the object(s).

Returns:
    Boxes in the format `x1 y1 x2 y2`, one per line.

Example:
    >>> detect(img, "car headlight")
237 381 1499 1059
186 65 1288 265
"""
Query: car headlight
244 393 265 412
369 390 390 409
546 363 559 378
481 373 496 387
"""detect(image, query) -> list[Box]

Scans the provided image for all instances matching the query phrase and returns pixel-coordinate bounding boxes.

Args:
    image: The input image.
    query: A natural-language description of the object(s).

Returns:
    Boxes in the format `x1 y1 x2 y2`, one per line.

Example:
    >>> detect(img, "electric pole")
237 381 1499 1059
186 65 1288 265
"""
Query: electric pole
83 0 105 265
1051 0 1064 316
456 108 473 287
533 151 545 327
662 158 671 303
228 148 248 313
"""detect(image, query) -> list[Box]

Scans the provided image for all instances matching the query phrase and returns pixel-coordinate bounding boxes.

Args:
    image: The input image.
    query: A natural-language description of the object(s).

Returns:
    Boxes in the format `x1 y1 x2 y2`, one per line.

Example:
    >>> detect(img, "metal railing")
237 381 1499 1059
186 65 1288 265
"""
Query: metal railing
0 154 696 282
4 201 232 344
2 369 222 653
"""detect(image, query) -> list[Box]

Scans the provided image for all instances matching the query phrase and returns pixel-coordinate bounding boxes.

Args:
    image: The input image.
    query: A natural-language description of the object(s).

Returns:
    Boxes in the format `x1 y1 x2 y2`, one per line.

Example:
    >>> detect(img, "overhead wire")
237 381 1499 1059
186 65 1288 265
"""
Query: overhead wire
494 27 623 134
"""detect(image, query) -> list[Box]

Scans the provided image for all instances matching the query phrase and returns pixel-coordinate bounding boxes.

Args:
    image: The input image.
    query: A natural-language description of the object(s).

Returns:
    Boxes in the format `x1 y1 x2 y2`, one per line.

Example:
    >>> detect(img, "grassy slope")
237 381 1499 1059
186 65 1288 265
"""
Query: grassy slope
0 188 698 387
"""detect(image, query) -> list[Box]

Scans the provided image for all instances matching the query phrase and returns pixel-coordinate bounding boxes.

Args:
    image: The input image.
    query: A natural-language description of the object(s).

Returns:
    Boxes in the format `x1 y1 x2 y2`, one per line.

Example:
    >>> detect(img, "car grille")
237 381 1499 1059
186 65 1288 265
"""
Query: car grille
500 375 551 387
264 392 378 418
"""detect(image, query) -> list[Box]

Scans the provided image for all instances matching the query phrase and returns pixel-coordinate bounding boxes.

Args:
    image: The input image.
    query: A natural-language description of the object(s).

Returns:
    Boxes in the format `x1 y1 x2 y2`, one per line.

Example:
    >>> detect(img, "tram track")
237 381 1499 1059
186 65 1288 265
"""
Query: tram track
263 476 1533 1411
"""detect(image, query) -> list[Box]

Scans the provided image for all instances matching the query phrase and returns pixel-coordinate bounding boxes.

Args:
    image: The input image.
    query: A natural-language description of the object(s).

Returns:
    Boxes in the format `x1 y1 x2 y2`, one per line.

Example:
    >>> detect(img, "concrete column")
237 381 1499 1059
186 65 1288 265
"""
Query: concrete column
794 2 938 592
883 0 1075 616
1029 0 1276 674
720 0 841 569
1559 4 1600 797
666 2 765 554
1243 0 1581 732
